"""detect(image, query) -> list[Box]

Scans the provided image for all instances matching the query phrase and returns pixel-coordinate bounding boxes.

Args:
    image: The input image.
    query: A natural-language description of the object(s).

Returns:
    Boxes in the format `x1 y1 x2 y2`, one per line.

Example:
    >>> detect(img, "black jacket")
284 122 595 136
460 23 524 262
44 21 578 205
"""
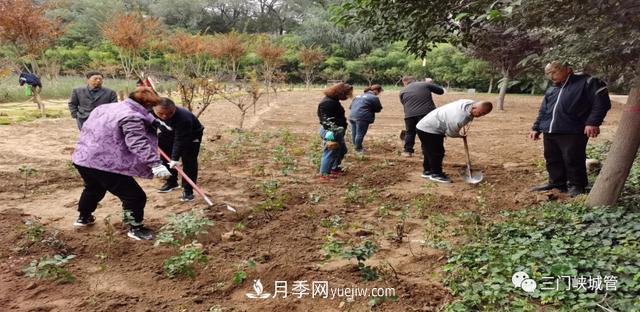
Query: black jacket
19 72 42 88
399 82 445 118
317 96 348 130
532 73 611 134
156 107 204 161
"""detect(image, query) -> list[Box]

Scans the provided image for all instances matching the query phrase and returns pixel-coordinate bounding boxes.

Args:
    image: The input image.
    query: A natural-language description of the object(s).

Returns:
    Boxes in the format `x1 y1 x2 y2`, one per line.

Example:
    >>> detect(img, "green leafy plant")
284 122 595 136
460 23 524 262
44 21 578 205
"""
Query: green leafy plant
341 240 379 281
233 270 247 284
18 164 37 198
344 183 362 204
23 254 76 283
443 199 640 311
19 218 44 242
255 180 286 218
272 144 297 176
155 209 213 247
321 234 345 261
163 243 208 278
423 213 451 250
411 194 434 218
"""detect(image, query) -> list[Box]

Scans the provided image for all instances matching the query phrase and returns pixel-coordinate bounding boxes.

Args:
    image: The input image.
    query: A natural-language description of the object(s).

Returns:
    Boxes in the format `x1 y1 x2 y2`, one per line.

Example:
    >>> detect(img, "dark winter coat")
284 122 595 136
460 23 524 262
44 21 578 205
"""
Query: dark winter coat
532 73 611 134
155 107 204 161
399 82 445 118
317 96 348 130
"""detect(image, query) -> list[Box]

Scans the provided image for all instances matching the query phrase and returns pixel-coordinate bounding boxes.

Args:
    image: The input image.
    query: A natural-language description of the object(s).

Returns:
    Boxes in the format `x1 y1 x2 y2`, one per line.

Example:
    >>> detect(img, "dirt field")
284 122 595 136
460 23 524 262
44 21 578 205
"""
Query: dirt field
0 90 625 311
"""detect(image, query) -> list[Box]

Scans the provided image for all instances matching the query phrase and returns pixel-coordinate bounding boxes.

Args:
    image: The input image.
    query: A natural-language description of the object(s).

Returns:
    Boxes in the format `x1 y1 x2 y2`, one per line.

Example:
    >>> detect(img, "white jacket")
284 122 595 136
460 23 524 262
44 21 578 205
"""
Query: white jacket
416 99 474 137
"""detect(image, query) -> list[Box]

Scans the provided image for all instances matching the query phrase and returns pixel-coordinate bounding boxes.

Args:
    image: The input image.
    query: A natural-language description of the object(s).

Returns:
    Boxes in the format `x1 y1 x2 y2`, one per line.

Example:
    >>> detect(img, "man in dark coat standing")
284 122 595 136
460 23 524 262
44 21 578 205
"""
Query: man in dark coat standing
399 76 445 157
153 98 204 201
68 71 118 129
529 61 611 197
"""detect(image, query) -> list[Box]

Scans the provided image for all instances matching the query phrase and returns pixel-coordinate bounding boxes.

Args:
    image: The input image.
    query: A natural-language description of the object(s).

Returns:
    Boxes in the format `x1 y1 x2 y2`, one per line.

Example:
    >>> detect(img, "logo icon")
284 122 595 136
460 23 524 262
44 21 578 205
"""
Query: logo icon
246 279 271 299
512 271 537 293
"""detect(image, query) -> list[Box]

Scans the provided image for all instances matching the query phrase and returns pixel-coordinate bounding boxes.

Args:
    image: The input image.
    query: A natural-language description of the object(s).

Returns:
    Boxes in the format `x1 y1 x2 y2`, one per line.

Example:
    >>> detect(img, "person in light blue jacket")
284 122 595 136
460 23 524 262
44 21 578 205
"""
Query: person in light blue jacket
348 84 383 152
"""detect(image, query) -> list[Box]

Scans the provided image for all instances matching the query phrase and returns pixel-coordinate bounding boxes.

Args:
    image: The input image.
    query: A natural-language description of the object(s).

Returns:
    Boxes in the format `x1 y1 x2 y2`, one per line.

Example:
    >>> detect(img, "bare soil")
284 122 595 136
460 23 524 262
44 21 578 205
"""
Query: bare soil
0 90 624 311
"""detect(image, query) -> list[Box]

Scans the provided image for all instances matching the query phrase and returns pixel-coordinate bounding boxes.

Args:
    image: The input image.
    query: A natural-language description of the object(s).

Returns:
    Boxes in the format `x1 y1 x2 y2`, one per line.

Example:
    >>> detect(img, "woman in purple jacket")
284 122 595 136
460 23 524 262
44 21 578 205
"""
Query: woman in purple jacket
71 87 171 240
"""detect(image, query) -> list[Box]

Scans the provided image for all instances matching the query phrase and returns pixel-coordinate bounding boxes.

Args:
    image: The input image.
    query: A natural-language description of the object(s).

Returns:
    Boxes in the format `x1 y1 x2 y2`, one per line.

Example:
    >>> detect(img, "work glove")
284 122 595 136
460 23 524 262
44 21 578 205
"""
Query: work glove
324 131 335 141
168 160 180 169
152 164 171 179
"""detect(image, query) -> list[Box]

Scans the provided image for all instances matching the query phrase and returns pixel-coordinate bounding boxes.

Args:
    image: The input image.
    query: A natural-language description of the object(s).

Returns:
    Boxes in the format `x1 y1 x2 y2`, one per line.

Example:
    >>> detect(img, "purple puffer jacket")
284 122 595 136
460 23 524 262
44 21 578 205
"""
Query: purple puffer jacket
72 98 161 178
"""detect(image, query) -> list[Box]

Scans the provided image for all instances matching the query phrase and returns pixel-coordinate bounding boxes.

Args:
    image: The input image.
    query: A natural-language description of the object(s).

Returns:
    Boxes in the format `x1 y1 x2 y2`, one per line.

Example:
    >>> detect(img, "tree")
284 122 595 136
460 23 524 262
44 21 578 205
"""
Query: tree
297 47 325 88
220 71 263 129
216 31 246 82
335 0 542 109
164 31 205 111
0 0 66 115
255 39 285 105
459 24 544 110
101 11 163 82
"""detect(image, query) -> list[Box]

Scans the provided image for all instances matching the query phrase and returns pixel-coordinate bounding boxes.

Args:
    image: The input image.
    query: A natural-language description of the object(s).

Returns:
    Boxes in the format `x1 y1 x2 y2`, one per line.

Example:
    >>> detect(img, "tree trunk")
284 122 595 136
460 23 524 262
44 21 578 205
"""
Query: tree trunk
586 85 640 207
488 77 494 94
497 71 510 111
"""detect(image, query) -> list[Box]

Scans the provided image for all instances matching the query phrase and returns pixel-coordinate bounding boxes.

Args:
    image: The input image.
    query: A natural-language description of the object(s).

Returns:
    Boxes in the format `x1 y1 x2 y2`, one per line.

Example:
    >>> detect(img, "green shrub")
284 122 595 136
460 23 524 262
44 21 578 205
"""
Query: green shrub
23 254 76 283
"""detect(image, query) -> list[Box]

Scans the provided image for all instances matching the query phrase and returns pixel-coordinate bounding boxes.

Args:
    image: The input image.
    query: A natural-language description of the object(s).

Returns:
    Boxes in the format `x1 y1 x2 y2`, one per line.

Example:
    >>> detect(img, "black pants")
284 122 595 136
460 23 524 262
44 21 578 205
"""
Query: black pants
75 164 146 226
404 115 426 153
417 130 445 174
160 139 201 194
543 133 589 188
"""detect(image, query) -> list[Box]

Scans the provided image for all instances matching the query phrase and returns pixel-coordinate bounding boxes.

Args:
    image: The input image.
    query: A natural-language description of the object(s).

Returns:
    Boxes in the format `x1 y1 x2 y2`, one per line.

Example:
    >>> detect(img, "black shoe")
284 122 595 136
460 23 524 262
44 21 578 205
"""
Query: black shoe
158 181 179 193
73 215 96 227
532 183 567 192
421 171 432 178
429 173 452 183
127 226 155 240
568 186 586 197
180 192 195 202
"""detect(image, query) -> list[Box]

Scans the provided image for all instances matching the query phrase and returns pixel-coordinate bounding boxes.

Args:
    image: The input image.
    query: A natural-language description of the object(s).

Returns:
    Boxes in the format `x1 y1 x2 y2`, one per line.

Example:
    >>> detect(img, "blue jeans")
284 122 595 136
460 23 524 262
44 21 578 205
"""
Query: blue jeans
319 127 347 175
349 119 370 152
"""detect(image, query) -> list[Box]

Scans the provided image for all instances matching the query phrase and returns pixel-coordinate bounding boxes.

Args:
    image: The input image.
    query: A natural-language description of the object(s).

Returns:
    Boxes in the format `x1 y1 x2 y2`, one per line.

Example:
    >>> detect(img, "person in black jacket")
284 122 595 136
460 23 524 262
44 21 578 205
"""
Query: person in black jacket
529 61 611 197
349 84 383 153
399 76 445 157
153 98 205 201
317 82 353 181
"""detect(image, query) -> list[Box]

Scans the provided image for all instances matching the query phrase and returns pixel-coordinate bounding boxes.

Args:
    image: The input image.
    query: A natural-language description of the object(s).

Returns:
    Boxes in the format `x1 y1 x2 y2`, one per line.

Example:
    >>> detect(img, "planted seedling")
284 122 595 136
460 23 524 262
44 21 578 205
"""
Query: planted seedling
23 254 76 283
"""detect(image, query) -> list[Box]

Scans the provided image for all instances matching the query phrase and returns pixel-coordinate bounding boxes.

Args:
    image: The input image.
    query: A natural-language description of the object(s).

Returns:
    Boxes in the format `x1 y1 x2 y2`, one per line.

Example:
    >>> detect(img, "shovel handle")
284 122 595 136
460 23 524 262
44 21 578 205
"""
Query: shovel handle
462 136 472 176
158 148 213 207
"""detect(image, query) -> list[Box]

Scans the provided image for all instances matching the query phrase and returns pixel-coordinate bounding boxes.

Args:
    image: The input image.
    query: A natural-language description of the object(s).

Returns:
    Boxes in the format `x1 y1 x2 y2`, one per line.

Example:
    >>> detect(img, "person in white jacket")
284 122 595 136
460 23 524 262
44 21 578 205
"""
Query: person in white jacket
416 99 493 183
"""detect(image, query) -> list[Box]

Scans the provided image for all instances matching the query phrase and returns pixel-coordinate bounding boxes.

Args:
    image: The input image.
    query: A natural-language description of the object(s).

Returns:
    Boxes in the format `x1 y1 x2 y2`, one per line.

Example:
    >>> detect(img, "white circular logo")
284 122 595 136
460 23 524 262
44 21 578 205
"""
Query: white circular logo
512 271 529 288
521 279 537 293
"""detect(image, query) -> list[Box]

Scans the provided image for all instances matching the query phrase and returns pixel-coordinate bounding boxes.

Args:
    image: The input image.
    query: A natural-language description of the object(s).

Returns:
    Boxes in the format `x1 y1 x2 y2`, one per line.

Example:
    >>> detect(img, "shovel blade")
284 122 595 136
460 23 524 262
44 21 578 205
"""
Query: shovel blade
459 168 484 184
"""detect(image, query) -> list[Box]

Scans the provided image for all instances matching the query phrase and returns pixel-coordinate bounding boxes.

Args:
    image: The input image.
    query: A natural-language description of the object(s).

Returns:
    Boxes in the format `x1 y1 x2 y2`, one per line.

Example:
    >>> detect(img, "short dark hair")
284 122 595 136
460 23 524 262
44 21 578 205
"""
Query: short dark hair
159 97 176 108
85 71 103 79
402 76 415 84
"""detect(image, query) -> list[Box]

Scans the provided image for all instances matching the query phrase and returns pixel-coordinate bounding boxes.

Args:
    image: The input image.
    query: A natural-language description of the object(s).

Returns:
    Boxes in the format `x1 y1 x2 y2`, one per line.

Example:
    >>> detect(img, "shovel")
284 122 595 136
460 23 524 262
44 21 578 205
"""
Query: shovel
459 136 484 184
